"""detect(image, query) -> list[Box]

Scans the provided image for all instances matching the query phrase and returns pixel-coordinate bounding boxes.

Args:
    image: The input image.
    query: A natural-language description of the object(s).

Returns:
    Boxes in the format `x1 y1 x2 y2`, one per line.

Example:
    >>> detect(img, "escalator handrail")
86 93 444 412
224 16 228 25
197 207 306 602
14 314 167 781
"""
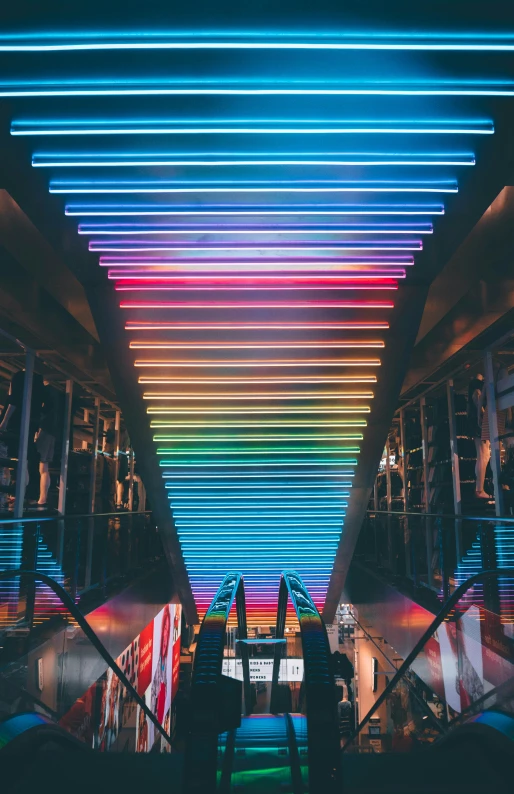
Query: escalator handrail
342 566 514 751
284 713 305 794
184 571 251 794
273 570 341 793
188 570 250 707
0 569 172 747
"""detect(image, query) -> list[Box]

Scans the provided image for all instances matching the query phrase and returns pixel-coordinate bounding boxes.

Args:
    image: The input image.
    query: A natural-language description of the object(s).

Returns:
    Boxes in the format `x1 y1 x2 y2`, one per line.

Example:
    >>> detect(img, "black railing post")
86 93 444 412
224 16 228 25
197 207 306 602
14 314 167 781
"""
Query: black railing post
23 521 39 629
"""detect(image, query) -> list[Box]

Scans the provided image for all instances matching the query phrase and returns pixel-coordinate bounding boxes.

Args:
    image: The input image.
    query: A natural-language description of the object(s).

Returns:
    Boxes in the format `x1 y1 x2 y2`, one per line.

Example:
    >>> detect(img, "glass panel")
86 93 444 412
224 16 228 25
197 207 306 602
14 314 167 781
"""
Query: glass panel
344 571 514 753
0 573 175 754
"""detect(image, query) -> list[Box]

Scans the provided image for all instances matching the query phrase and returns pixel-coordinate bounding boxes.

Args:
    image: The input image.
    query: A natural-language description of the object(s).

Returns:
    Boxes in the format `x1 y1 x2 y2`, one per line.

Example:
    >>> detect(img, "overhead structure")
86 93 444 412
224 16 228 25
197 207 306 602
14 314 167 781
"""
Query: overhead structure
1 27 512 623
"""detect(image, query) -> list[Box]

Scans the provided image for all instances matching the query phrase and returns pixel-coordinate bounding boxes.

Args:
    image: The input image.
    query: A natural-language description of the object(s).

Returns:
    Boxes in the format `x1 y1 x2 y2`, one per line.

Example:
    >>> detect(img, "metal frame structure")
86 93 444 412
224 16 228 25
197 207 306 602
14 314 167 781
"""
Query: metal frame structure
0 568 173 748
342 566 514 751
0 324 139 519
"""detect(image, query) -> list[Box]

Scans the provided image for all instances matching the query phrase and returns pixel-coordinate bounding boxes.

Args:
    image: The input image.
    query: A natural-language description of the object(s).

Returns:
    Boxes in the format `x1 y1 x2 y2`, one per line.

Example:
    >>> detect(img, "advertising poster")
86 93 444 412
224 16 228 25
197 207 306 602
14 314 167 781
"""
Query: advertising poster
422 635 445 702
137 619 154 697
481 608 514 688
59 602 182 753
136 603 182 752
437 622 462 714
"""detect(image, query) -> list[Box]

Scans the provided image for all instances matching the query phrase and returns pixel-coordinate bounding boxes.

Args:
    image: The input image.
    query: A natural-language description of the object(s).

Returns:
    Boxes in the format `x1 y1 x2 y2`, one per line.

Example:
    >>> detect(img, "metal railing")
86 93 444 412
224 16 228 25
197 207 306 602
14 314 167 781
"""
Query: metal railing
342 567 514 752
0 510 163 630
358 509 514 605
0 569 172 750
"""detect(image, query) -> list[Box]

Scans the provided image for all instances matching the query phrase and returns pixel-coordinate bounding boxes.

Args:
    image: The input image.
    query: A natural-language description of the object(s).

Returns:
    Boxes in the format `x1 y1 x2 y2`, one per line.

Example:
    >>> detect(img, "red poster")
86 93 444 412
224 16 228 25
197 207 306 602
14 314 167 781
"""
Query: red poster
171 605 181 702
171 637 180 702
424 636 445 701
138 620 154 697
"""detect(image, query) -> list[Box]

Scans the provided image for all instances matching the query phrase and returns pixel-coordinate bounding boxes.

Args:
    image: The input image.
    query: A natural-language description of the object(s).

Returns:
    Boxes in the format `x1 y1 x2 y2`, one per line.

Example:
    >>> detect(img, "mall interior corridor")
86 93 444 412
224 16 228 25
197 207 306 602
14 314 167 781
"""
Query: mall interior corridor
0 2 513 792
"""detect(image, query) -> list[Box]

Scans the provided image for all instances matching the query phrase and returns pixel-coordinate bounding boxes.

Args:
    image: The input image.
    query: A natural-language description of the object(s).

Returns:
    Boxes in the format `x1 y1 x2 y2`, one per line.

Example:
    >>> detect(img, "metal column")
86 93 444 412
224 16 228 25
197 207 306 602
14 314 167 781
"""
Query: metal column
58 379 73 515
420 397 433 588
128 447 135 511
420 398 430 514
446 380 462 515
14 349 35 519
447 379 463 568
114 410 121 482
88 397 101 514
399 408 407 512
385 437 392 512
484 351 504 516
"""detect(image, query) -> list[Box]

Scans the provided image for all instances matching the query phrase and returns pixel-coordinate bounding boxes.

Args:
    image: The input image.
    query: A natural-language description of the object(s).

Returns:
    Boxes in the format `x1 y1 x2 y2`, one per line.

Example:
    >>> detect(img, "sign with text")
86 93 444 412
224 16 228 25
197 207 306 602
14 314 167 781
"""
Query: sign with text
222 658 304 682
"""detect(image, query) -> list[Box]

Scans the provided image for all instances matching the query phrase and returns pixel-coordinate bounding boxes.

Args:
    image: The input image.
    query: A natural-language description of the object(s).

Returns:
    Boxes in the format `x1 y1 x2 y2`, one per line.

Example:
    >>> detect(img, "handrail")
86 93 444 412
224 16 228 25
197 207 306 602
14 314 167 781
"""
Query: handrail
366 508 514 523
0 569 172 748
0 510 152 525
184 571 250 794
284 713 305 794
273 570 341 794
342 567 514 751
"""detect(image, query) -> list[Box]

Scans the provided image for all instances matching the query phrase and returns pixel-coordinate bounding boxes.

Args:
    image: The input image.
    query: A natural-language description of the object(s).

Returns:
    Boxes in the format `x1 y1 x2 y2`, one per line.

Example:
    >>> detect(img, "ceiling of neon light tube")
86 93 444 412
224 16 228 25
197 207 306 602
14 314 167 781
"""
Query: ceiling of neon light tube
1 23 509 623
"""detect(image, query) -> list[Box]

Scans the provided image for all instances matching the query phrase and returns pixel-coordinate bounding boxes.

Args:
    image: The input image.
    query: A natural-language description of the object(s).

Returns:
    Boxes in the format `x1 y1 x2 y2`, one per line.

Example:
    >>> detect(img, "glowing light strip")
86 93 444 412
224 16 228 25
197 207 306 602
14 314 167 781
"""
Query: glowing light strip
127 321 389 330
52 181 457 195
148 408 371 415
13 120 494 136
144 392 373 400
161 460 357 466
151 420 367 426
162 472 354 479
66 203 445 216
113 275 399 285
155 433 364 440
115 274 399 285
113 266 407 275
36 153 474 168
3 32 514 52
4 81 513 97
176 513 343 519
164 475 354 482
132 341 385 349
141 376 376 383
121 299 394 308
173 492 349 498
81 225 434 235
136 358 381 367
113 268 406 277
102 244 420 255
104 257 415 268
116 282 399 290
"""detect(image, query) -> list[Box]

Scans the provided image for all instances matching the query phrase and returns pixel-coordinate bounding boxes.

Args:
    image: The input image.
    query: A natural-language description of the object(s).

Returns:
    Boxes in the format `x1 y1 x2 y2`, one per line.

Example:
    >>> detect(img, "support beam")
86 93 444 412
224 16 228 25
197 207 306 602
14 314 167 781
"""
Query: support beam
88 397 100 515
58 379 73 515
484 351 505 516
14 349 34 519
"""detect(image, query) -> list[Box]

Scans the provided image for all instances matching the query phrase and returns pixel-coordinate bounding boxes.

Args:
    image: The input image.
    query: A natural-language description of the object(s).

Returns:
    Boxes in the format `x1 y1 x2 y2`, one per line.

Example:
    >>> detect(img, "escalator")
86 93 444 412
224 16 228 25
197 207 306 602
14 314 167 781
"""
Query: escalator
184 569 340 794
218 714 307 794
1 567 514 793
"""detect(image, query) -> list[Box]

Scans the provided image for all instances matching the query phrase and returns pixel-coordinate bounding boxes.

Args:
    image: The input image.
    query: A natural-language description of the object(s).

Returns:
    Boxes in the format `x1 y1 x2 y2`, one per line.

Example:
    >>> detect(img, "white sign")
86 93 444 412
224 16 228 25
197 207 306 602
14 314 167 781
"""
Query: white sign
326 624 339 654
222 658 304 682
36 658 44 691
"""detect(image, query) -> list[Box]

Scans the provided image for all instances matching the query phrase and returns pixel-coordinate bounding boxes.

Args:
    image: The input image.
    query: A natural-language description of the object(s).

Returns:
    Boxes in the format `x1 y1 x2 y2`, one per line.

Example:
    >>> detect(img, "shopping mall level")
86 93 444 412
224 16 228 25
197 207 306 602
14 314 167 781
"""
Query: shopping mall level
0 2 513 792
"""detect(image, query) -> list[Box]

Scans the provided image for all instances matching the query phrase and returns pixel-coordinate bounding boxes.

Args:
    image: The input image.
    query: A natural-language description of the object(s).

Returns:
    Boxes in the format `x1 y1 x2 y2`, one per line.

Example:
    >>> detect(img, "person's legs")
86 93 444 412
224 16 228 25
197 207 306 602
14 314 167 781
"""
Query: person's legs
35 431 55 506
475 438 491 497
38 461 51 505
